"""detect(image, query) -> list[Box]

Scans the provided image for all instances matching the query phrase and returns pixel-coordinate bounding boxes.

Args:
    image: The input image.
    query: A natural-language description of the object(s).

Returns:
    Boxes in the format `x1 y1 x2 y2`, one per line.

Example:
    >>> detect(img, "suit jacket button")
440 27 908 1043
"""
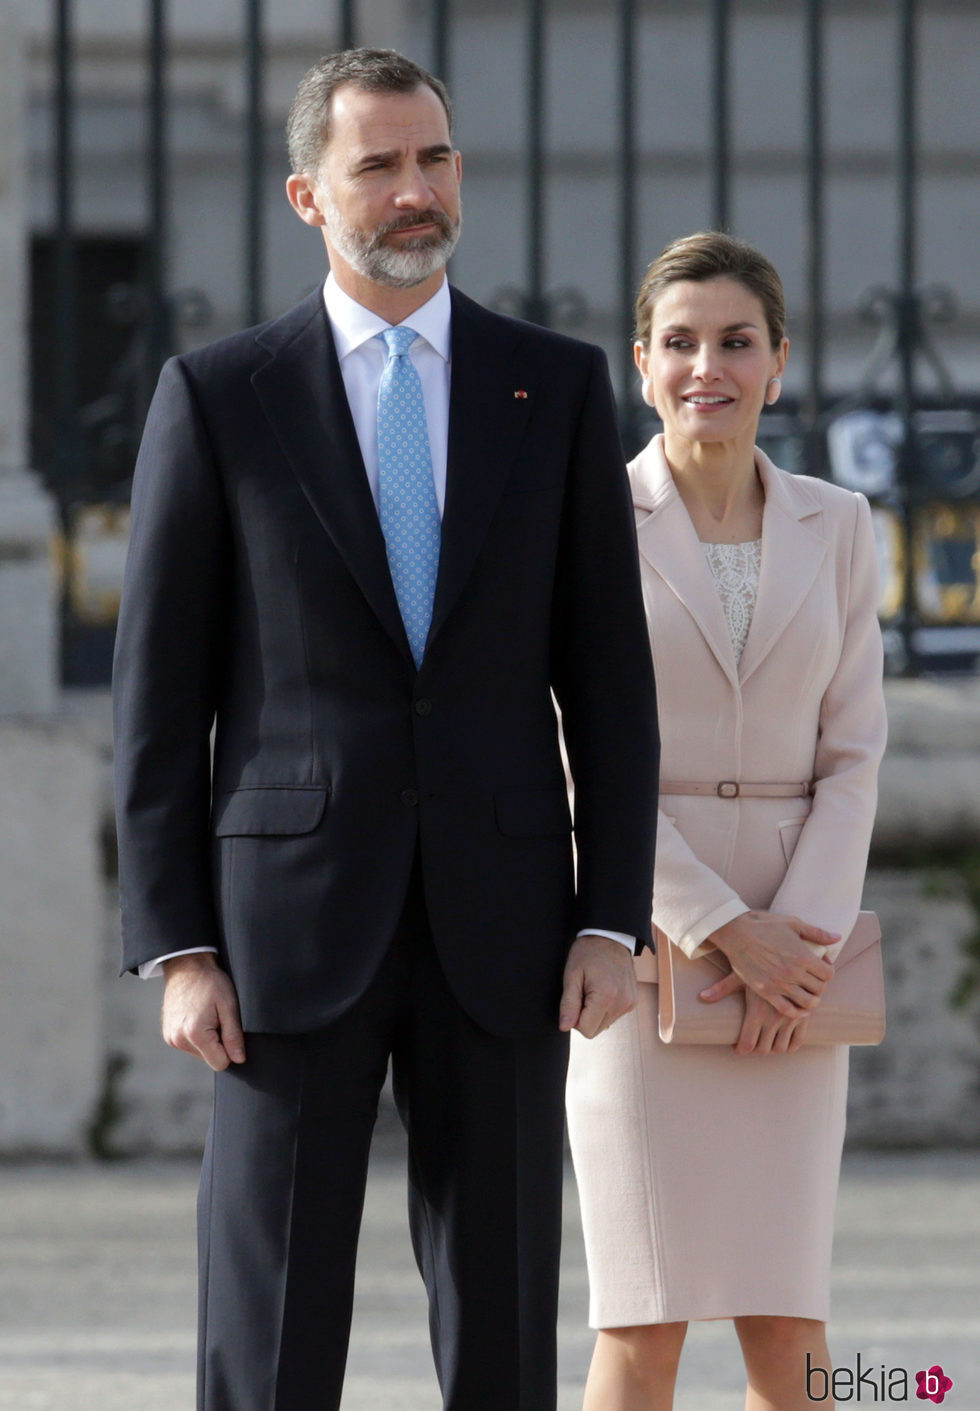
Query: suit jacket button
414 698 432 716
401 788 420 807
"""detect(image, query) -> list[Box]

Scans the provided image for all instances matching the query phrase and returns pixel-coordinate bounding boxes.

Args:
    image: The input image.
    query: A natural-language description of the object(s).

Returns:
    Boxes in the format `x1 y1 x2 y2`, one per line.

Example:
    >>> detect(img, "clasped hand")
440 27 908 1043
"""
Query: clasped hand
734 987 812 1054
701 909 837 1018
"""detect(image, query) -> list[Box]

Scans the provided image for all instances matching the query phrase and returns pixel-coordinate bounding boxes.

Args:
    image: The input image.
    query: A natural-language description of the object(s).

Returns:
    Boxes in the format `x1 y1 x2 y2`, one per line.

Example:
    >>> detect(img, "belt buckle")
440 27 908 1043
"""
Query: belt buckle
717 780 739 798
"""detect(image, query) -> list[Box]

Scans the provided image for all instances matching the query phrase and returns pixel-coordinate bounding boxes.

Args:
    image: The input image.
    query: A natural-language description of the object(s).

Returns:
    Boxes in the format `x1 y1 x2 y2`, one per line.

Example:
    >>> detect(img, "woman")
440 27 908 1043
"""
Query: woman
565 232 887 1411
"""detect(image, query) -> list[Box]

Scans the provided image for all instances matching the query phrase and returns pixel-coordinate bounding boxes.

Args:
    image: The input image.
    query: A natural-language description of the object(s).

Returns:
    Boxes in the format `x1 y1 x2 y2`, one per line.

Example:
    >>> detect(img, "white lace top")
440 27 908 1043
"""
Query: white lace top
701 540 762 664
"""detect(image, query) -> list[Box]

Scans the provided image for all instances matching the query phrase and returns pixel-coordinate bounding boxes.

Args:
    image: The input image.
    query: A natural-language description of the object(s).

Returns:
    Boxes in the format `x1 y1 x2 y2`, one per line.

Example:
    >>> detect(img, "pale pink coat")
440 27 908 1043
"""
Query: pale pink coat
565 436 888 1326
632 434 887 965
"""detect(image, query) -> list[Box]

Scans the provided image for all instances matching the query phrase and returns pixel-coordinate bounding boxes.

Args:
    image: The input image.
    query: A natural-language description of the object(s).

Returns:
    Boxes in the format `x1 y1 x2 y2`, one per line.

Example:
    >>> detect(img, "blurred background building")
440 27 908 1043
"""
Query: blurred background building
13 0 980 687
1 0 979 1155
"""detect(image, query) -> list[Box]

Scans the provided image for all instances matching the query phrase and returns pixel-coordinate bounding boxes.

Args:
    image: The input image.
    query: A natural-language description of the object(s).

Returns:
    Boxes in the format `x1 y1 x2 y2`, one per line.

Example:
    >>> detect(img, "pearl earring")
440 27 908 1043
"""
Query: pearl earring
766 376 782 406
641 378 657 408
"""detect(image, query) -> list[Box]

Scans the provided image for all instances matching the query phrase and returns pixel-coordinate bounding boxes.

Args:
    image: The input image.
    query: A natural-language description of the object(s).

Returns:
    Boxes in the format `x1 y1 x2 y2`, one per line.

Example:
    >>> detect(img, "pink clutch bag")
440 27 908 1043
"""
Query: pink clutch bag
650 911 885 1046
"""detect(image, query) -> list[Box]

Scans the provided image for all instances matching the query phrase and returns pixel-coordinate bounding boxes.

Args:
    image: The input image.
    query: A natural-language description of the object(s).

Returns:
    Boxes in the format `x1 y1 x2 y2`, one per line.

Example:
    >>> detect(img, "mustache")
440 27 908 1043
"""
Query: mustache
373 209 456 242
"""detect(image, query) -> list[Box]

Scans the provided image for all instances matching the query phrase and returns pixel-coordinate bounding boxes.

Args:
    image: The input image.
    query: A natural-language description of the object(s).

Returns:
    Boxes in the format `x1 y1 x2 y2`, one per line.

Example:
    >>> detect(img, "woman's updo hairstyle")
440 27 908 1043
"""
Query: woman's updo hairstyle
634 231 786 351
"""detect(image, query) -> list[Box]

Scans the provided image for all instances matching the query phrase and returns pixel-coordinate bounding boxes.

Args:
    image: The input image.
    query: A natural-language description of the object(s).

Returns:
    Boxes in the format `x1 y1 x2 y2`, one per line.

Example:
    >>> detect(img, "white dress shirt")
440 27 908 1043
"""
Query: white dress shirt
325 272 451 515
139 273 631 976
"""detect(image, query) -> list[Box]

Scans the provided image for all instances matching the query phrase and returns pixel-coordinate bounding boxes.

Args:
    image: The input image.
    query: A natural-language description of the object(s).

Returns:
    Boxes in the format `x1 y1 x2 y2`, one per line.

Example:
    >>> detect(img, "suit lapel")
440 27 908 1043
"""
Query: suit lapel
428 289 533 644
737 451 827 685
632 440 740 688
250 293 412 663
251 288 536 665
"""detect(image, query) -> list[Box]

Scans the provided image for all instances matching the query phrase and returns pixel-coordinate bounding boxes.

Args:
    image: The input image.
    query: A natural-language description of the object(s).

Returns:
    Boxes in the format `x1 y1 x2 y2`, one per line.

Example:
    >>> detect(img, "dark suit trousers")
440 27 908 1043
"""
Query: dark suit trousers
197 865 570 1411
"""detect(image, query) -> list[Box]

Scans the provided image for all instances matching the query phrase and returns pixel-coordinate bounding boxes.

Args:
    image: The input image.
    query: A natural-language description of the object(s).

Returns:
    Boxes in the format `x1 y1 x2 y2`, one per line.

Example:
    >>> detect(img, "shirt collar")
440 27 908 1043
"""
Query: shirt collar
323 272 452 362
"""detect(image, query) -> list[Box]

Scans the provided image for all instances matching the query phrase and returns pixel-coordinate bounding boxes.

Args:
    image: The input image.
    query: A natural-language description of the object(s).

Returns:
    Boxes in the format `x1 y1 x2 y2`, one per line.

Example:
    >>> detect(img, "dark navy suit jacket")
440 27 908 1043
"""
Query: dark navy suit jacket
114 286 659 1038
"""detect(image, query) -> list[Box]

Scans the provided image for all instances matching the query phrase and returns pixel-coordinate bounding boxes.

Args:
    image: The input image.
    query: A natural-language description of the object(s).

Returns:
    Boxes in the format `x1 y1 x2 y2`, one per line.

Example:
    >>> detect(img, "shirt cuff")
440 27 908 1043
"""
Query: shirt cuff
138 946 218 979
576 928 635 953
675 901 751 960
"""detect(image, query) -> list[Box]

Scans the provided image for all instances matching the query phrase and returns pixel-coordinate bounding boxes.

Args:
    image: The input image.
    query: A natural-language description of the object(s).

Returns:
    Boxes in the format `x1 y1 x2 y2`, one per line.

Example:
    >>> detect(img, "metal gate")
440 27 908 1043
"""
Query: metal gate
39 0 980 680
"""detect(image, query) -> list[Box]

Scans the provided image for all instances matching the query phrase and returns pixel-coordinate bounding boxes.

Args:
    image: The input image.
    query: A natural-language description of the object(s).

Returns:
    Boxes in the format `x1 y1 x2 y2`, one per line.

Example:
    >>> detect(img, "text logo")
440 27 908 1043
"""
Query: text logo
916 1365 953 1404
807 1353 954 1403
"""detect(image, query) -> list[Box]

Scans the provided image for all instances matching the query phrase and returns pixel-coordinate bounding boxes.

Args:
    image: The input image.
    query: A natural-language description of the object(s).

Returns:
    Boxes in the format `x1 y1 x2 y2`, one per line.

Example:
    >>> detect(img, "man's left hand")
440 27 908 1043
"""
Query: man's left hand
559 934 637 1038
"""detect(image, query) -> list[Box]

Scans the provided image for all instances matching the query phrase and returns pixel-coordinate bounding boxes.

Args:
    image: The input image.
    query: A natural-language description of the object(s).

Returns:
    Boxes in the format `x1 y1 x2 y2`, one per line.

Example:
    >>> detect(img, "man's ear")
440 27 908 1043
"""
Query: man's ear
286 172 327 227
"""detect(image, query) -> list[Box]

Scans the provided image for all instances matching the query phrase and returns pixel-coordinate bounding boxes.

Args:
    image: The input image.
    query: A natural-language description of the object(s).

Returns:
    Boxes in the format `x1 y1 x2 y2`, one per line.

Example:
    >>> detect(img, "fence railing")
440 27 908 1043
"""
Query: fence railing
39 0 979 680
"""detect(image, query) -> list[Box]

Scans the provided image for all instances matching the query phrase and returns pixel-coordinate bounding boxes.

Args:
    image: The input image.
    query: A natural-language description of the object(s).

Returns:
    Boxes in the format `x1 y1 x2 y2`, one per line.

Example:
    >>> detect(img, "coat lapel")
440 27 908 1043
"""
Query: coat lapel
427 288 533 645
737 449 827 685
250 292 412 663
632 439 740 689
632 437 829 691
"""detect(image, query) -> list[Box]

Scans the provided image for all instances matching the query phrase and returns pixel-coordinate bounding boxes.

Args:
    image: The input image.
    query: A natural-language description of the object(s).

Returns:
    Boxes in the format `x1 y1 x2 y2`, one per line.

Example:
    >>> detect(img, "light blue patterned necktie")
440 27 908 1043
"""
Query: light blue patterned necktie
376 325 441 668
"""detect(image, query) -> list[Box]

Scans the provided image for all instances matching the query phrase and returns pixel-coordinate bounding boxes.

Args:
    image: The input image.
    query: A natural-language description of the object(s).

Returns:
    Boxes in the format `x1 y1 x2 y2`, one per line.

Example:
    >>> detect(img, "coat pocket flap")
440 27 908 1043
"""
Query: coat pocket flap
493 788 572 838
212 786 329 837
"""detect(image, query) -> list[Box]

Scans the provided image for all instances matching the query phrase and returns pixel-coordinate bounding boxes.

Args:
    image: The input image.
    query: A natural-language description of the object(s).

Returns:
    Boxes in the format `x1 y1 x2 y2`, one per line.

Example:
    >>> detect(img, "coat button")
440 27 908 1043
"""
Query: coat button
414 698 432 716
400 788 420 807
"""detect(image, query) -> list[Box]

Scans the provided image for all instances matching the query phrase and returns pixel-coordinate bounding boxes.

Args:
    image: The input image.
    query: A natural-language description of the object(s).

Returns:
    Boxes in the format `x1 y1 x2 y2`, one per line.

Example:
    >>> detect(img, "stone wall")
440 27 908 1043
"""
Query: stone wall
850 678 980 1145
0 720 103 1154
849 870 980 1146
0 0 59 717
875 679 980 853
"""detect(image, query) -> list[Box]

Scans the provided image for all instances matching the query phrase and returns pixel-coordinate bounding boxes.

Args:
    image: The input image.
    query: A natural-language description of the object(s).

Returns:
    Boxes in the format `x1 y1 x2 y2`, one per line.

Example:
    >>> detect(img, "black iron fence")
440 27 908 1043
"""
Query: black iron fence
37 0 980 681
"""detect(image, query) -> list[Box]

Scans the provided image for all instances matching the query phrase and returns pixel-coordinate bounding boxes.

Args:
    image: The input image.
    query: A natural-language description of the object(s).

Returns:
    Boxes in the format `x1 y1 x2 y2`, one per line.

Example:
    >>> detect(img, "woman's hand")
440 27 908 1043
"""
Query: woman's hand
700 910 837 1018
734 986 810 1055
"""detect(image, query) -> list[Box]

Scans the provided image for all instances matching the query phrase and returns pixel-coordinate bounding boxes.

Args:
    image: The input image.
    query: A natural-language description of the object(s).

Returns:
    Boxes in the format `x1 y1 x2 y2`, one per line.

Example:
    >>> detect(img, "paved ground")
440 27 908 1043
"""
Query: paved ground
0 1143 977 1410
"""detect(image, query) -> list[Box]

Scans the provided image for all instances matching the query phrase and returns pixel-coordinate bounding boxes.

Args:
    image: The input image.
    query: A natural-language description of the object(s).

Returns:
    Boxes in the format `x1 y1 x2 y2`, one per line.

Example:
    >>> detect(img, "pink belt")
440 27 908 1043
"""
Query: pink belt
659 780 812 799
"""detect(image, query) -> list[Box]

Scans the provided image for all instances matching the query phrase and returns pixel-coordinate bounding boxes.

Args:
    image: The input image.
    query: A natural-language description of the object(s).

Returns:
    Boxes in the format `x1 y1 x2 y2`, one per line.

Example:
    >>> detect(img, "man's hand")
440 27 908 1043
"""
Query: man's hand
161 953 246 1072
699 910 837 1018
559 934 637 1038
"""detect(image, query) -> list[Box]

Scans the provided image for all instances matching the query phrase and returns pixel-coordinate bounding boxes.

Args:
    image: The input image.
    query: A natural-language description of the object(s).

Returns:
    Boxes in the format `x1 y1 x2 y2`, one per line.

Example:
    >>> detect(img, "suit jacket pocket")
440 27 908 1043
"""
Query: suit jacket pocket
494 788 572 837
212 785 329 837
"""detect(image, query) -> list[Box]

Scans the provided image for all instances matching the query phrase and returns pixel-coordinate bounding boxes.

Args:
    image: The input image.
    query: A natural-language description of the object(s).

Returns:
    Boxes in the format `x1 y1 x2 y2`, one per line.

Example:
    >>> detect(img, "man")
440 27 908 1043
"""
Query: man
114 48 659 1411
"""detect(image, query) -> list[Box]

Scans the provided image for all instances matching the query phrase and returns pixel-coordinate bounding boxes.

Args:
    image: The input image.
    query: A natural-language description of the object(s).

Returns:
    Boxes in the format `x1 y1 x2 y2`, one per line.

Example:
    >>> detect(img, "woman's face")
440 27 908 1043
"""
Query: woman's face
635 277 788 450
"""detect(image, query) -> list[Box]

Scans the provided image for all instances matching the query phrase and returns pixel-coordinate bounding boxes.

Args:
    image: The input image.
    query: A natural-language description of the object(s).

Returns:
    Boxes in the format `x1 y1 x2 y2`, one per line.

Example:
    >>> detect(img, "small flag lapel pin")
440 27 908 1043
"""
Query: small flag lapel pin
514 389 528 399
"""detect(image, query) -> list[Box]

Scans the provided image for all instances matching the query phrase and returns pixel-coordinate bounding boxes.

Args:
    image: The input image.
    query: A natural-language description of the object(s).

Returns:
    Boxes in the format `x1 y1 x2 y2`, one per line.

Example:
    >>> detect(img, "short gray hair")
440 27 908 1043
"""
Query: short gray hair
287 48 454 177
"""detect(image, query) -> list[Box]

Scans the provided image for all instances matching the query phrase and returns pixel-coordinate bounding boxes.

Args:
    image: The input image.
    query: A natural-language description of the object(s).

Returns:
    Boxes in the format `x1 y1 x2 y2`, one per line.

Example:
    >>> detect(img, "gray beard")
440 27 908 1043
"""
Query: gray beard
322 196 461 289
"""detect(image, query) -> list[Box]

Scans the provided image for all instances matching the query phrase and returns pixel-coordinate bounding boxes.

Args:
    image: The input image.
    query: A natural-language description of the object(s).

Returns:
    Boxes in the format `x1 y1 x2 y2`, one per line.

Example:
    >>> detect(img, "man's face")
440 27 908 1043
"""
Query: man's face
314 83 462 290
